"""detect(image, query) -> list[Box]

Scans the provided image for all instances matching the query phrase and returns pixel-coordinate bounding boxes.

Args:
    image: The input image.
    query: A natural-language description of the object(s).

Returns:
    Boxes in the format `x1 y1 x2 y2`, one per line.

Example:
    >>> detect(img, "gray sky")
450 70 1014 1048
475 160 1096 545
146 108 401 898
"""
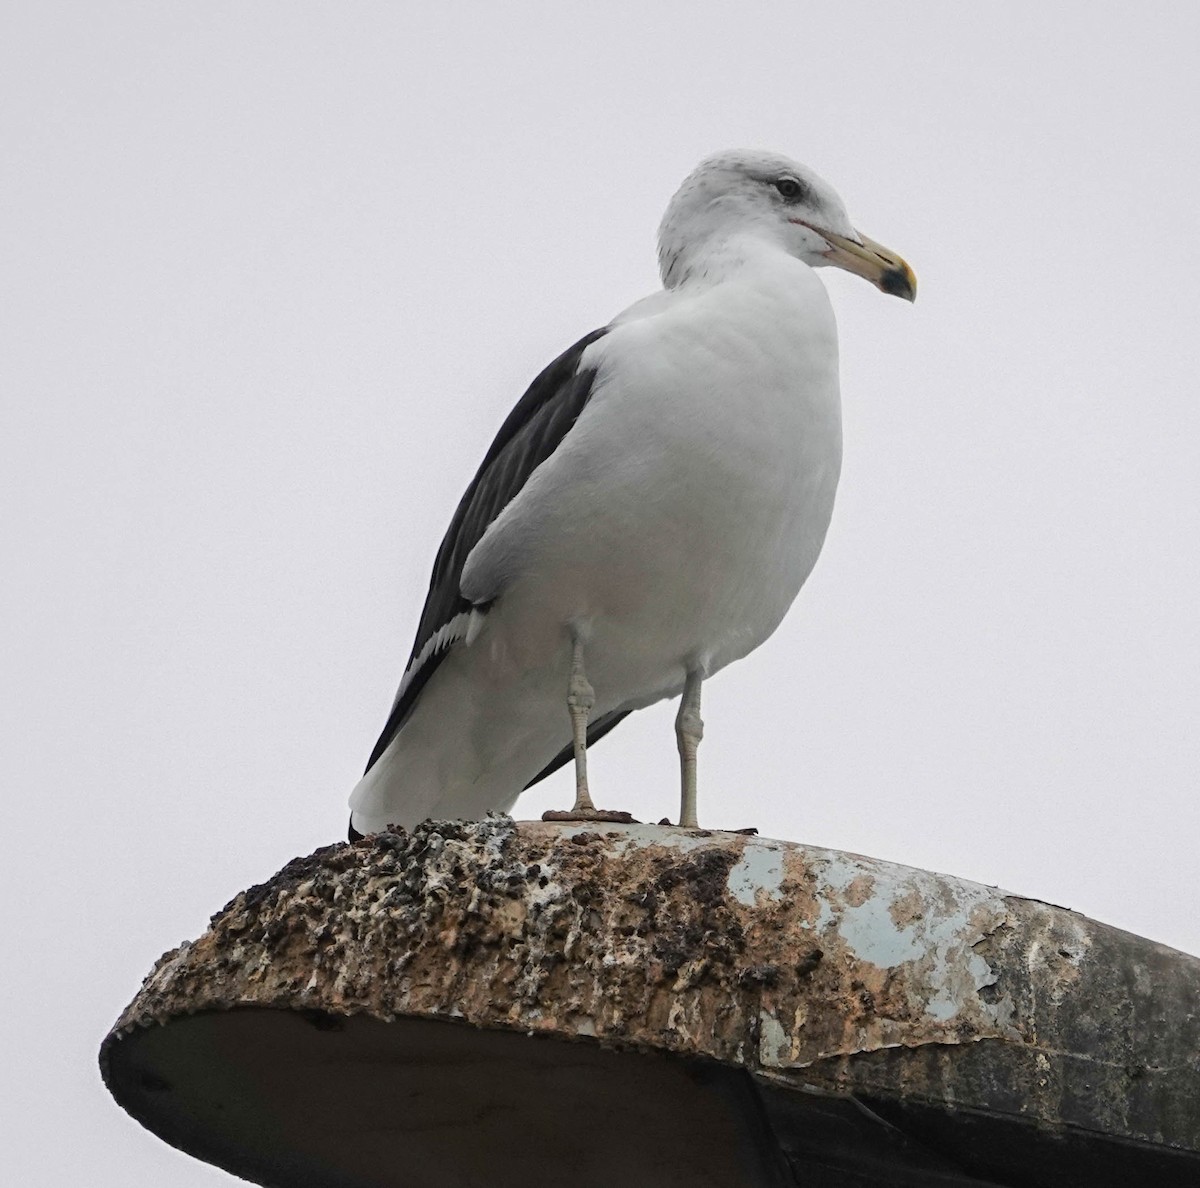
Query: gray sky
4 2 1199 1183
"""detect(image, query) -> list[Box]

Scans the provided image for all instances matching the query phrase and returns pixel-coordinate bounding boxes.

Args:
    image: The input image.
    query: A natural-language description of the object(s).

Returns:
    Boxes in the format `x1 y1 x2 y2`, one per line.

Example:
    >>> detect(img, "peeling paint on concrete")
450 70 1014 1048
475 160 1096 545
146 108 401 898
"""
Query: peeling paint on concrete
583 822 715 856
103 816 1200 1164
726 841 786 907
758 1010 790 1066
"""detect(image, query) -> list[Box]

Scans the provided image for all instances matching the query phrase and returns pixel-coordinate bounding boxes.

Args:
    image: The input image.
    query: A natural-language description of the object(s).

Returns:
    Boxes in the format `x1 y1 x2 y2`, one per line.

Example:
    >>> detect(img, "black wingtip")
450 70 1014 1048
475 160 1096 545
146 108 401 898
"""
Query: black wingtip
348 816 364 842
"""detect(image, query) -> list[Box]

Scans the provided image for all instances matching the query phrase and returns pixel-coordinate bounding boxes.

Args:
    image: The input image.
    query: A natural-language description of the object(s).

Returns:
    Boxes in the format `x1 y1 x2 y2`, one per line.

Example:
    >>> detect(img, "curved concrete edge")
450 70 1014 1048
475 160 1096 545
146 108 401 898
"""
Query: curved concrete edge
102 817 1200 1169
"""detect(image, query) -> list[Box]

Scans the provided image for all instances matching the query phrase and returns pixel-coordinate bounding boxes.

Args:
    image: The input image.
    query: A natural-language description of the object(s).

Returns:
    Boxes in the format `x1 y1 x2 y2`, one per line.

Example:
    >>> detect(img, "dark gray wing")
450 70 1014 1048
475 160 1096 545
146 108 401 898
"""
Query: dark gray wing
364 327 611 774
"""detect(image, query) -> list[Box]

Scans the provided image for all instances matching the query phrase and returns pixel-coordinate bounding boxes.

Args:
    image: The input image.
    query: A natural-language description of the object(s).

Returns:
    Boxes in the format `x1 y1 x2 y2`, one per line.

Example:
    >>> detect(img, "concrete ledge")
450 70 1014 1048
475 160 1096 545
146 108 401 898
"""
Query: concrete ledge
101 818 1200 1186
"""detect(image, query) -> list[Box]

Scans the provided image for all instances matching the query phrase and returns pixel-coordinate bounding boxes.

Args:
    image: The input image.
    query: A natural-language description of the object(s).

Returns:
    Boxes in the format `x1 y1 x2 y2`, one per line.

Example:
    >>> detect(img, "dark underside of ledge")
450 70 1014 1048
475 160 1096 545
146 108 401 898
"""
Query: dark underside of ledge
105 1008 1200 1188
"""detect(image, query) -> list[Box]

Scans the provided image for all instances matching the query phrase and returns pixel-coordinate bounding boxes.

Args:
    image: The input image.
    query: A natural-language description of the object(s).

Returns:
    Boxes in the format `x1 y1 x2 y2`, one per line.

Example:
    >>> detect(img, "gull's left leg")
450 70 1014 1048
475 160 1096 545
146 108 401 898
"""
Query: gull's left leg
676 668 705 828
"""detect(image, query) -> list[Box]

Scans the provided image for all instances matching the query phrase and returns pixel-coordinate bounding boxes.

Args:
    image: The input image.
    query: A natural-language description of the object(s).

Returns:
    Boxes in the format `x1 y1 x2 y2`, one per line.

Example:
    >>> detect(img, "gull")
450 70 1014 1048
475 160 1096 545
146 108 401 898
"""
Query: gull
348 149 914 839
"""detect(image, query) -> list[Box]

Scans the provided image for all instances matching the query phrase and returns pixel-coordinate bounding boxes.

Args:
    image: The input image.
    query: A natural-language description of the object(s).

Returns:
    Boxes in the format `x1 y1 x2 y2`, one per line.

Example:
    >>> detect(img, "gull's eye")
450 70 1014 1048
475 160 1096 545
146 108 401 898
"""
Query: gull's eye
774 177 805 201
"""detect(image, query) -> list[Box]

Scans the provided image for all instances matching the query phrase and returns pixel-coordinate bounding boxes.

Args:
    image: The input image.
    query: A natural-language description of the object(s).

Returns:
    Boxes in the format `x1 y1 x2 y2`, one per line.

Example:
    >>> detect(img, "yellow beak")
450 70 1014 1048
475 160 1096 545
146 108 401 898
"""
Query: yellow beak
799 222 917 301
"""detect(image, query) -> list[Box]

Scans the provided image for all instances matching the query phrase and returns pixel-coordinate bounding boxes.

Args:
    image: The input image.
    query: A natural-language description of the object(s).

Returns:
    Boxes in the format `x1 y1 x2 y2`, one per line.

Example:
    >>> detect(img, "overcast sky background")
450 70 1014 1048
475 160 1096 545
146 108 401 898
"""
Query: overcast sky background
4 2 1199 1183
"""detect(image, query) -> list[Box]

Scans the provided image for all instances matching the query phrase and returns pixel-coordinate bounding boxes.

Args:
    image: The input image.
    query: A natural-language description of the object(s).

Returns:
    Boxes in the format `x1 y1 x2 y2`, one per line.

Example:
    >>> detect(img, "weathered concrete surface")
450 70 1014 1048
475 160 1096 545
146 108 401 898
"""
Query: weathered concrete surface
101 818 1200 1187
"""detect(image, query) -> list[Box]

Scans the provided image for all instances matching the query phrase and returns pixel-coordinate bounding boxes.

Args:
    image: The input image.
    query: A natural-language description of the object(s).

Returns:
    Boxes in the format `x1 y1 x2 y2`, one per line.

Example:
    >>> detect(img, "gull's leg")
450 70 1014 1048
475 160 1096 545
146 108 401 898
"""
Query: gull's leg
567 634 596 813
542 632 638 824
676 669 704 828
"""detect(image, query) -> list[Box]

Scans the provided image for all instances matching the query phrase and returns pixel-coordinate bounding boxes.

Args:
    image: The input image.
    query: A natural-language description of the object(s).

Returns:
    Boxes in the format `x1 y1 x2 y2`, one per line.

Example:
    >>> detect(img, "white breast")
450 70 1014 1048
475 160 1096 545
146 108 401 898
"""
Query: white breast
463 251 843 708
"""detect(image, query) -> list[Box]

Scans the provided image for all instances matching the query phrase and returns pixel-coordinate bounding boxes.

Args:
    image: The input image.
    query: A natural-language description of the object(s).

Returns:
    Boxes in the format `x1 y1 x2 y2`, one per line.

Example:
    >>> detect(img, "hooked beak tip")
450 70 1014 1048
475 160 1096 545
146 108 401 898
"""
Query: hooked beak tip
879 264 917 302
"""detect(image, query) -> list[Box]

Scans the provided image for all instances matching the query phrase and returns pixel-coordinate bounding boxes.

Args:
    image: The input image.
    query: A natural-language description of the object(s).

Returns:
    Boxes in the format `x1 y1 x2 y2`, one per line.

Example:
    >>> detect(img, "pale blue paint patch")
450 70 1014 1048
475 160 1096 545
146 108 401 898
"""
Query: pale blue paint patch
837 894 924 967
726 843 786 907
803 847 1016 1029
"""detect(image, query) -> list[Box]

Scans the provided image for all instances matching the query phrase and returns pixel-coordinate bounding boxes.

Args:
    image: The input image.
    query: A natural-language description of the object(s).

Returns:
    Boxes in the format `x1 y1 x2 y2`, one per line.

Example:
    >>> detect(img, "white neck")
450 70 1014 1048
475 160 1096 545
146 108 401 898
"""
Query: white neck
660 229 801 291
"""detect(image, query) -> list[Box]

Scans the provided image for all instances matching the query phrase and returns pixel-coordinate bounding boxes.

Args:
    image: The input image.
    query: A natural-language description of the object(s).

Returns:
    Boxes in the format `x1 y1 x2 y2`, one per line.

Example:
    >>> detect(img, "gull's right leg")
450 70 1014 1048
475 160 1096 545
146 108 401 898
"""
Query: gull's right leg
567 633 596 813
542 632 637 824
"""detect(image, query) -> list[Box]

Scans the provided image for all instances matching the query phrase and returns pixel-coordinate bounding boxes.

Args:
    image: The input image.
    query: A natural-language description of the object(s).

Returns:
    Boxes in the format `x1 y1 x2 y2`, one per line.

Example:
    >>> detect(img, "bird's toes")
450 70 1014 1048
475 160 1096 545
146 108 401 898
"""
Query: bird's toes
542 808 639 824
656 817 758 835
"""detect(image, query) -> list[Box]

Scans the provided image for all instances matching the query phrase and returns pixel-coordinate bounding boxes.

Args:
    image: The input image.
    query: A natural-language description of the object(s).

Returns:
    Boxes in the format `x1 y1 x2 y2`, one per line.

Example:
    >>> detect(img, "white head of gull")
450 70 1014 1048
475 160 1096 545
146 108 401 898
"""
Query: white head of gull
348 149 914 839
658 149 915 297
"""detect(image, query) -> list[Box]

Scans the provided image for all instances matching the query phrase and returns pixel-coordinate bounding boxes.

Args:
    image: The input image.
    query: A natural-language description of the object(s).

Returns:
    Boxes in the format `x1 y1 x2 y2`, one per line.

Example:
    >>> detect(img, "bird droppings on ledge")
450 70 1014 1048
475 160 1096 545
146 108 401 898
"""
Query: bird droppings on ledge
102 817 1200 1186
113 817 1081 1070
